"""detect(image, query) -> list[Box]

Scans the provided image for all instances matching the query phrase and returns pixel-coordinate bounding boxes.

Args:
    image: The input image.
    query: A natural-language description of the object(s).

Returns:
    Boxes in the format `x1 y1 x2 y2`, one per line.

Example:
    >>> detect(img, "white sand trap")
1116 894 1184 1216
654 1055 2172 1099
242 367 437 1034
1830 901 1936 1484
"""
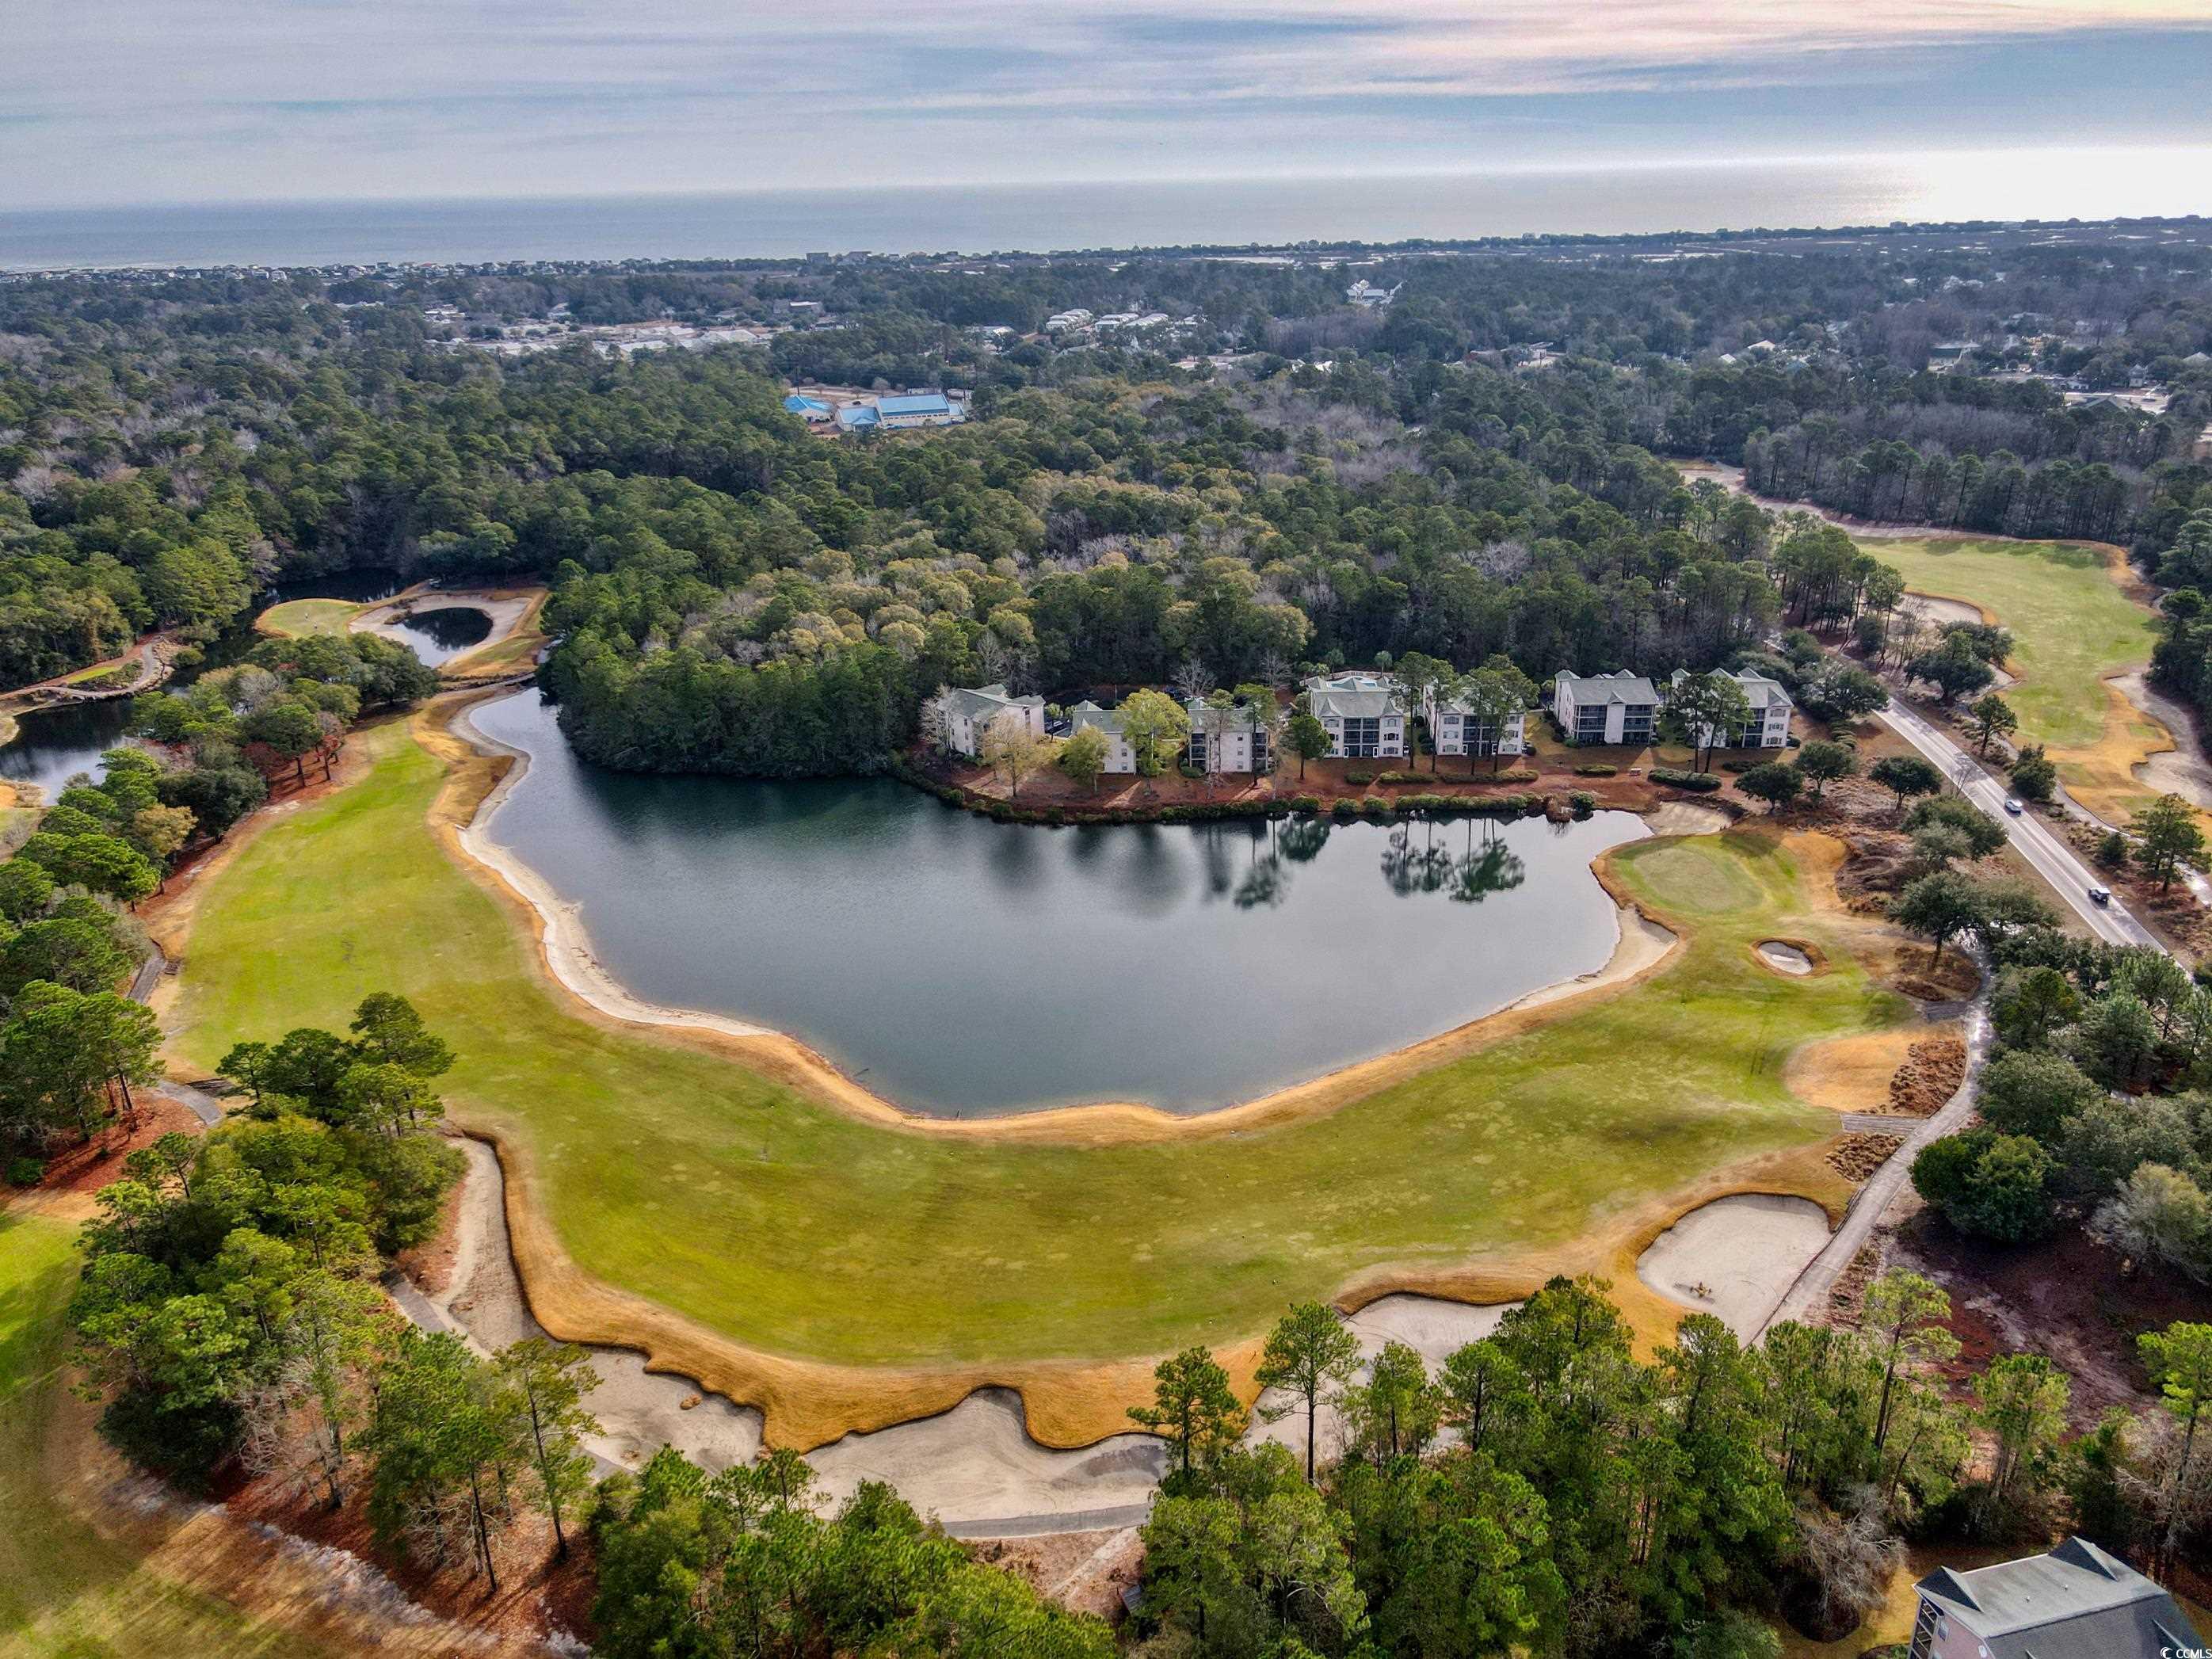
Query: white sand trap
1644 801 1730 837
1249 1295 1515 1468
1636 1194 1832 1339
809 1390 1168 1524
1756 940 1814 976
1346 1293 1512 1367
435 1139 764 1474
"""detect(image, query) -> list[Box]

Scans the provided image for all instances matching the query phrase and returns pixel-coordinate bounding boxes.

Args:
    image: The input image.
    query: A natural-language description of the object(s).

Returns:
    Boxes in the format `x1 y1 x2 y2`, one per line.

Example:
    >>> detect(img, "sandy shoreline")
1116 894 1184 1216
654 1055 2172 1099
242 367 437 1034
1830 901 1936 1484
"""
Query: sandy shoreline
447 686 1685 1134
452 697 776 1045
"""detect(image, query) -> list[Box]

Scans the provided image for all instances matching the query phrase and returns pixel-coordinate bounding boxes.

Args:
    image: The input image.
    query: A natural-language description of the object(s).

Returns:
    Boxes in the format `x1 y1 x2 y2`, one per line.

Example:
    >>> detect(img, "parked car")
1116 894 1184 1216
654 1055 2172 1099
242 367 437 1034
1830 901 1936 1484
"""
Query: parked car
2004 798 2023 816
2089 886 2113 906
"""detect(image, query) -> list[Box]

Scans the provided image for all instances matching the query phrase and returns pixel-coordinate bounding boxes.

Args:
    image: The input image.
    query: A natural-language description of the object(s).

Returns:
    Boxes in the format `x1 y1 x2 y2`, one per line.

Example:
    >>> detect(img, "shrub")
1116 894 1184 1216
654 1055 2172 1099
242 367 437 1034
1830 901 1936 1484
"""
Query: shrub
1331 799 1358 820
1289 794 1322 814
1344 769 1375 787
1912 1128 2056 1242
1569 790 1597 813
1486 767 1539 784
1362 795 1393 816
1650 767 1722 792
1573 763 1618 777
6 1156 42 1187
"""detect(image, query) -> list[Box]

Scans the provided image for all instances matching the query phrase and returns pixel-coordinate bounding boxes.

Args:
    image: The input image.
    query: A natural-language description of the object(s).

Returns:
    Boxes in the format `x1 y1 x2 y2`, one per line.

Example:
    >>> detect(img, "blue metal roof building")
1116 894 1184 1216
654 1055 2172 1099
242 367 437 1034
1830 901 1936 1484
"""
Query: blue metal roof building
783 394 833 420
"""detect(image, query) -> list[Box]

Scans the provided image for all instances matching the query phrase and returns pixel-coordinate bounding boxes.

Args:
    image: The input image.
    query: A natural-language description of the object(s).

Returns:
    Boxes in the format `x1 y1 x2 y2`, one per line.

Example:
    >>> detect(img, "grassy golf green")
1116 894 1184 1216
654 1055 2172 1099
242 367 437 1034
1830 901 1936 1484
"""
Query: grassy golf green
0 1211 325 1658
171 719 1902 1369
254 597 361 639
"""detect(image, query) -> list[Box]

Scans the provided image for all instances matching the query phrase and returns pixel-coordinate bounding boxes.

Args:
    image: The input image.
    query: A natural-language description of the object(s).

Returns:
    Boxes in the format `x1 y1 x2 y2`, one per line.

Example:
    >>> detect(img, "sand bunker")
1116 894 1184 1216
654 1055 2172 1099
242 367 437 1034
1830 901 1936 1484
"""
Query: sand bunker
1634 1193 1832 1338
1643 800 1732 838
433 1140 765 1474
1345 1294 1512 1367
810 1391 1168 1527
1249 1295 1514 1469
2119 669 2212 813
1756 940 1814 976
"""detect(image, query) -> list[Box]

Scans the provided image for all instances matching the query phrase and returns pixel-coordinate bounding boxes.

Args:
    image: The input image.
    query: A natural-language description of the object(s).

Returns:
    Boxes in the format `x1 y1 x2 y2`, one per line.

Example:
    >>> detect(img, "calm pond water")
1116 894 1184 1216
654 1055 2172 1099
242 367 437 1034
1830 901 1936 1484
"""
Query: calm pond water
0 570 486 795
0 699 136 800
369 604 492 667
471 691 1651 1117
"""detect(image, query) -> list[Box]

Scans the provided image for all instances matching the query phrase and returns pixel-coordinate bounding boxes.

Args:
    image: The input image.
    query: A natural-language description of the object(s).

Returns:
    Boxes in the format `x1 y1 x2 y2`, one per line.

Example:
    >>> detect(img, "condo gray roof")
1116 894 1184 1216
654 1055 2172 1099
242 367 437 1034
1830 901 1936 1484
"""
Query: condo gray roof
1916 1537 2199 1659
1069 700 1127 735
940 683 1043 721
1303 673 1405 720
1558 669 1659 706
1670 667 1794 708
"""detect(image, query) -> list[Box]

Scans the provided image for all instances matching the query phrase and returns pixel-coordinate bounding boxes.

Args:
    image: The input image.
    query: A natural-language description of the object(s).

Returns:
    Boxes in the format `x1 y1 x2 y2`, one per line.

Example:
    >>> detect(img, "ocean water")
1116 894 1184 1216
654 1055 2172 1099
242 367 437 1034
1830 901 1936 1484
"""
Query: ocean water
5 150 2209 270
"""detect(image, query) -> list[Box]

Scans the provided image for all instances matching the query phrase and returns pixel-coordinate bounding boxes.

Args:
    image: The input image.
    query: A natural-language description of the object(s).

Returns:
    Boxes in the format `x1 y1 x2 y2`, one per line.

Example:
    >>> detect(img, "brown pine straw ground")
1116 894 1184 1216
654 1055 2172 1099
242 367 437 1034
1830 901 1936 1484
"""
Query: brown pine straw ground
143 689 1943 1451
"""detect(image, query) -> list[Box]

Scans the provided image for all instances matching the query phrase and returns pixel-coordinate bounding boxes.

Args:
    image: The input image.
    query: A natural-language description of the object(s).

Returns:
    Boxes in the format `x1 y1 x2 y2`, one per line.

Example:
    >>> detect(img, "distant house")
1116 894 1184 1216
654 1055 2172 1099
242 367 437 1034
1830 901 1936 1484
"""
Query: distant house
1046 308 1095 332
1668 668 1794 749
1552 670 1660 747
836 403 879 432
1068 701 1138 772
1303 674 1408 760
1345 279 1400 308
930 684 1045 759
1426 684 1527 761
1909 1535 2199 1658
1184 698 1272 774
783 394 833 423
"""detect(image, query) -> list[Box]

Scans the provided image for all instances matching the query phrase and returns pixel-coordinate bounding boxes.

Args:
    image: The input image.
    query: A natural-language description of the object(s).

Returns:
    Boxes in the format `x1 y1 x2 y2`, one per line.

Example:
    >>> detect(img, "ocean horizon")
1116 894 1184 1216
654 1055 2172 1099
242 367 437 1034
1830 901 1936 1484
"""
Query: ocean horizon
7 148 2212 271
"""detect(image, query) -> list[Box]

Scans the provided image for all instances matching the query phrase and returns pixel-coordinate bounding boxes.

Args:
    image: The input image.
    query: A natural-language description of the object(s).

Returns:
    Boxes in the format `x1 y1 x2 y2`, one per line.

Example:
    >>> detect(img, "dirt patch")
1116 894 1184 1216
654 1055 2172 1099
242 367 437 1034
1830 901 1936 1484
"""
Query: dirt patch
1872 942 1984 1002
1889 1205 2206 1430
971 1527 1142 1620
24 1092 204 1196
1634 1193 1834 1338
1833 827 1919 911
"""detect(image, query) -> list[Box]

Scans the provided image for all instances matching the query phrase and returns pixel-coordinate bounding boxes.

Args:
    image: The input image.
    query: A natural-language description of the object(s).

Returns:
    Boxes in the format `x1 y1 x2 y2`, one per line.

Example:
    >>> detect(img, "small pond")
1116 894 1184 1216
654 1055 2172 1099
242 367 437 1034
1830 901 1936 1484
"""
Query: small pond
0 699 137 801
0 569 444 796
469 691 1653 1117
367 604 492 667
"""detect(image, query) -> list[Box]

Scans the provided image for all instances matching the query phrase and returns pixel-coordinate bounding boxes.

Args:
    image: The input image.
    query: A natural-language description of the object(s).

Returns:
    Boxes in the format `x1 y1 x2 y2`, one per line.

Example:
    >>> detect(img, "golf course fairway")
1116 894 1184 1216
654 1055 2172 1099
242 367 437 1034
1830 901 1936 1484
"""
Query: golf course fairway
162 706 1911 1445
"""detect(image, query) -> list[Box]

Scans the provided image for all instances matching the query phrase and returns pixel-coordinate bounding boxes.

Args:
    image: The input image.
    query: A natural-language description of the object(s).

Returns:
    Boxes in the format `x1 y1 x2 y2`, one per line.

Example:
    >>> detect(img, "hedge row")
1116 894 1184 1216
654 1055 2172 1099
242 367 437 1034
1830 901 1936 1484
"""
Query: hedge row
1649 767 1723 792
1573 763 1619 777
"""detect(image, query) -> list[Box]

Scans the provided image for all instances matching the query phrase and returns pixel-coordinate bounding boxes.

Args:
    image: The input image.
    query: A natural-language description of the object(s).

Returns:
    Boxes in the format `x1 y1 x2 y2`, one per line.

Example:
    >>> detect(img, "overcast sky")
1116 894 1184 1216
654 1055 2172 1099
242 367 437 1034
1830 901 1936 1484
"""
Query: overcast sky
9 0 2212 209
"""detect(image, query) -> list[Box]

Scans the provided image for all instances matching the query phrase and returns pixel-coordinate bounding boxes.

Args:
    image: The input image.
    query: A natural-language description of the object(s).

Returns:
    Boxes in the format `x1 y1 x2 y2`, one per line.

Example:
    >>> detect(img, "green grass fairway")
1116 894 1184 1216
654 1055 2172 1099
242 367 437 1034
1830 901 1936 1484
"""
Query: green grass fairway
1863 537 2154 751
172 720 1903 1370
255 597 360 638
0 1211 325 1658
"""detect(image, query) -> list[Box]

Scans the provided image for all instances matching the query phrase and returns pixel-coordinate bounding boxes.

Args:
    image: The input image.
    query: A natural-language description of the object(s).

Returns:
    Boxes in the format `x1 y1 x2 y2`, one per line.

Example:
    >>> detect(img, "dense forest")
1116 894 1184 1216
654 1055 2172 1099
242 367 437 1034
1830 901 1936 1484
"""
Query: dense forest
2 231 2208 780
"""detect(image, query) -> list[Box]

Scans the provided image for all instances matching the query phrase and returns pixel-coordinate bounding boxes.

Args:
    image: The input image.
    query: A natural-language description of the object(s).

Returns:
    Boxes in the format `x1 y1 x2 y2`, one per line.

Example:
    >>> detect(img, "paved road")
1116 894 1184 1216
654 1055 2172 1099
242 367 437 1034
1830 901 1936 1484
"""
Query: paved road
1761 696 2180 1330
1877 700 2158 948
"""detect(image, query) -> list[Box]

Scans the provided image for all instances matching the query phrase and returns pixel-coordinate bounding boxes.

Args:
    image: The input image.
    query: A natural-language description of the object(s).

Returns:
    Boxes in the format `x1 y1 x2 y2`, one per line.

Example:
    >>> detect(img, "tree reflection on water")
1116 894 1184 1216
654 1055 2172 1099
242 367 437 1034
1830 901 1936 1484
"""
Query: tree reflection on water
1226 814 1527 912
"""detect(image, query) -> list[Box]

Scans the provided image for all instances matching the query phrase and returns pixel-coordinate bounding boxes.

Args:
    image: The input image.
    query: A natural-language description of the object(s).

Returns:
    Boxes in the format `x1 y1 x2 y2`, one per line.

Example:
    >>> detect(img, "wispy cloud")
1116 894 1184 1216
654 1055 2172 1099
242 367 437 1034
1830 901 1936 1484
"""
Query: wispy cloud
6 0 2211 206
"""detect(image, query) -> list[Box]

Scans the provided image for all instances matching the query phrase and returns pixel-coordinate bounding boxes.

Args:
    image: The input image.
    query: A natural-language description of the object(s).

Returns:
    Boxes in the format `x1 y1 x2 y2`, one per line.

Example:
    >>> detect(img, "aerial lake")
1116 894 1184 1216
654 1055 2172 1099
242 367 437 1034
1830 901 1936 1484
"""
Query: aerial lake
468 690 1653 1117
